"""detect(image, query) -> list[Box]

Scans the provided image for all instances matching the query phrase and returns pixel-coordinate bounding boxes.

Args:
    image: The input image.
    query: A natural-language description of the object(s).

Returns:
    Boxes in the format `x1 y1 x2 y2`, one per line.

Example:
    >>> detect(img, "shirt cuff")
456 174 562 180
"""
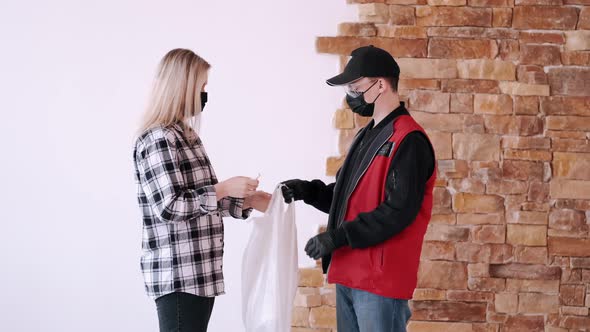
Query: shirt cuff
196 185 219 214
218 197 253 219
233 197 252 220
242 207 254 219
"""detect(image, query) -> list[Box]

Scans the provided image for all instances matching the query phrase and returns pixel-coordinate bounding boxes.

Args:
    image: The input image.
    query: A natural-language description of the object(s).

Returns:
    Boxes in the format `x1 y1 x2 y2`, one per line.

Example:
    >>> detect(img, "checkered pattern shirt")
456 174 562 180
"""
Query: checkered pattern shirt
133 123 251 300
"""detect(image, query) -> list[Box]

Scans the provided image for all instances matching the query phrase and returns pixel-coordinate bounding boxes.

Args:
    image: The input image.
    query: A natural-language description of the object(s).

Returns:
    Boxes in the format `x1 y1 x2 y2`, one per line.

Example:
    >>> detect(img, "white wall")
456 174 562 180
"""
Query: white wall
0 1 356 331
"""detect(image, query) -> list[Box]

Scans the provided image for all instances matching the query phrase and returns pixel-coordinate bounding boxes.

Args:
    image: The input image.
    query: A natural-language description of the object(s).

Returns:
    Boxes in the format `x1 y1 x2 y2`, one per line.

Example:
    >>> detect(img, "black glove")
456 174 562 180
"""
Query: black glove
304 229 348 260
280 179 310 204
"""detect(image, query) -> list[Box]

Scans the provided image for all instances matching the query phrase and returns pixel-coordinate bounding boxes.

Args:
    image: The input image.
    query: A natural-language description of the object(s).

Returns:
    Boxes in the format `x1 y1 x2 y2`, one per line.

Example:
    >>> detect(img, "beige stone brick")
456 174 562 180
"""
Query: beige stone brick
560 284 586 306
457 60 515 81
468 277 506 292
325 156 344 177
474 94 512 115
550 180 590 200
292 307 310 327
513 6 578 29
453 193 504 213
377 25 427 39
411 300 487 321
492 8 512 27
506 211 548 225
338 23 377 37
358 3 389 23
565 31 590 52
429 38 498 59
507 225 547 246
468 263 490 278
518 293 559 313
560 306 589 316
409 90 450 113
299 268 324 287
309 306 336 329
407 321 474 332
427 131 452 160
427 0 466 5
506 279 560 293
418 261 468 289
294 287 322 308
499 82 550 96
548 67 590 97
413 288 447 301
453 133 500 161
520 44 561 66
389 5 416 25
457 214 504 225
553 152 590 180
495 292 517 313
472 225 505 244
514 246 548 265
397 58 458 79
416 6 492 27
333 109 354 129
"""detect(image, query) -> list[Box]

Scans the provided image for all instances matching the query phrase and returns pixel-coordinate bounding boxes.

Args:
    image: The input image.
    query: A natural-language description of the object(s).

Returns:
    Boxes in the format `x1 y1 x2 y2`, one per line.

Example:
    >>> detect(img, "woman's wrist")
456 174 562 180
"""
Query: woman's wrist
214 182 227 200
243 197 252 209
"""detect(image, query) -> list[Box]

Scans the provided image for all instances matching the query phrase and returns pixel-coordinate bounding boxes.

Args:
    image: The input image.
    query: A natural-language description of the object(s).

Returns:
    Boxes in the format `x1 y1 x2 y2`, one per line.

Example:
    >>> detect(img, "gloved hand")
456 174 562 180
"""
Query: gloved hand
304 229 348 260
280 179 309 204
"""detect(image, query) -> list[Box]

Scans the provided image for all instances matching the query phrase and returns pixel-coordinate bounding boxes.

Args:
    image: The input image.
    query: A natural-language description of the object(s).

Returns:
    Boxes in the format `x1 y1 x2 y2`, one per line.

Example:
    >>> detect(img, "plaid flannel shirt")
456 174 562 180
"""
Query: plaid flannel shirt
133 123 251 300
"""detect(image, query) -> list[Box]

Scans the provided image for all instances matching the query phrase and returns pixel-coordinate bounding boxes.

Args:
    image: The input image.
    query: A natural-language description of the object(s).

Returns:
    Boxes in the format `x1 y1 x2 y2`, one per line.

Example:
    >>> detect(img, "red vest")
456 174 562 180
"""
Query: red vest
327 115 436 299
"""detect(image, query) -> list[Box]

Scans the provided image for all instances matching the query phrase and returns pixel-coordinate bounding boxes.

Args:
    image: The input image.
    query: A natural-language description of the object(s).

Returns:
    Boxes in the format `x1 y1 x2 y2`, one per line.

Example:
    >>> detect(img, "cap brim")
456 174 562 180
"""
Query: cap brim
326 72 361 86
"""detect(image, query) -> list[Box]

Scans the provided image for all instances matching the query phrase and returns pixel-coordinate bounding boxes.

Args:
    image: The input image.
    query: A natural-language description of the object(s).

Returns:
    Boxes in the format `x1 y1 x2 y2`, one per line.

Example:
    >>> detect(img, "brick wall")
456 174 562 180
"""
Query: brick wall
292 0 590 331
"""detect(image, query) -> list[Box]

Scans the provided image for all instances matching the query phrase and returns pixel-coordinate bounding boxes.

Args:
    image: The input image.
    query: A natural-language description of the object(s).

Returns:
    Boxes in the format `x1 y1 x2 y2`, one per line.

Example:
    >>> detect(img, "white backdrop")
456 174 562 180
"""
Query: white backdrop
0 1 356 331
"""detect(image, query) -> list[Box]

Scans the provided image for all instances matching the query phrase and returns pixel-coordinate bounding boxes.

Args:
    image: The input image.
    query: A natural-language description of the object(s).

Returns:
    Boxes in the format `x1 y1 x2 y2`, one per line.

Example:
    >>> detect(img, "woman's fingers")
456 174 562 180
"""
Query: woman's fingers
225 177 260 198
246 178 259 186
245 179 259 191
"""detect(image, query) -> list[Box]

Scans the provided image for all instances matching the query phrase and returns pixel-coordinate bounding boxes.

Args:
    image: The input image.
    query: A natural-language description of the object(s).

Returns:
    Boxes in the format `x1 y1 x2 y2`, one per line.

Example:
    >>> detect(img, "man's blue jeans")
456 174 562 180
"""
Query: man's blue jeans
336 284 412 332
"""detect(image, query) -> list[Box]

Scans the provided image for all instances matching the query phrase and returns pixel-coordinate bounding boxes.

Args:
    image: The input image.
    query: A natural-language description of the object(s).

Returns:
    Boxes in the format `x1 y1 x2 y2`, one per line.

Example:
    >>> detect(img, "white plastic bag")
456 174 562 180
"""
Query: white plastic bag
242 185 298 332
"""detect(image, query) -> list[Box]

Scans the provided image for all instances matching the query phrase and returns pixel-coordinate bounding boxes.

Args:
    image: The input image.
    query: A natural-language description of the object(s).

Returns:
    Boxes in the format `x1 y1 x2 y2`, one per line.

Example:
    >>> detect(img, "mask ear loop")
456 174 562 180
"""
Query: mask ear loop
362 80 379 94
368 79 382 104
371 93 382 104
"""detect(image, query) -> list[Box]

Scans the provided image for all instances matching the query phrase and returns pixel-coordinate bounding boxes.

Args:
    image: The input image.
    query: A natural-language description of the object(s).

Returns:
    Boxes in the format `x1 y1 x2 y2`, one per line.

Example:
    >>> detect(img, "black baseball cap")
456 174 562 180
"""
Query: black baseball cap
326 45 400 86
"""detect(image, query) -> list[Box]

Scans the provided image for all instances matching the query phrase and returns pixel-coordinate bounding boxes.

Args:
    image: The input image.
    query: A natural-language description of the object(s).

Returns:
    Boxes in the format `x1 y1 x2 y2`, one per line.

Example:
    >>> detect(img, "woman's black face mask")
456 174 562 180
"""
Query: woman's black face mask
200 92 208 112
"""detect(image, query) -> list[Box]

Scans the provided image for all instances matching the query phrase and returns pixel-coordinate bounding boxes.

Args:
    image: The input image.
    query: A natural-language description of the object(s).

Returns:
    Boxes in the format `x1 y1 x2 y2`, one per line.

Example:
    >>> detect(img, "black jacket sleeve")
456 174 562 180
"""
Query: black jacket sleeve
338 131 435 249
297 163 343 214
302 180 335 214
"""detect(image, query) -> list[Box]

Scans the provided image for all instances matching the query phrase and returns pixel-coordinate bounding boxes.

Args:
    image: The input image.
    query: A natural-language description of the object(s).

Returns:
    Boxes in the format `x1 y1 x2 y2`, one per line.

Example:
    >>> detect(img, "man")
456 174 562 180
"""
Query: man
282 45 436 332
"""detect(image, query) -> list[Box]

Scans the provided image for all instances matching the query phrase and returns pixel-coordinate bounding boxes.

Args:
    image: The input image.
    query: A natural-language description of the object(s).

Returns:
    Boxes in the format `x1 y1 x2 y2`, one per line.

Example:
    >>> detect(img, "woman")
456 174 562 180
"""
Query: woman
133 48 271 332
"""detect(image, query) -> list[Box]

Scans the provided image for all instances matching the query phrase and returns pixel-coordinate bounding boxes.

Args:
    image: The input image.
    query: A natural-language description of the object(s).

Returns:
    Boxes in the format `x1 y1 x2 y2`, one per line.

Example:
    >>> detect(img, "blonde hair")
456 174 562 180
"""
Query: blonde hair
139 48 211 140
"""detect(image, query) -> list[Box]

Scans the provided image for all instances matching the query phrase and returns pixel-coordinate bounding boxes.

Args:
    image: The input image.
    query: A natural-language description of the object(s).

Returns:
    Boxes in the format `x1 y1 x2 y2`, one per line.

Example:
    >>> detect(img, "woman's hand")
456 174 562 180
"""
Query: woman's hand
215 177 259 199
244 191 272 212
